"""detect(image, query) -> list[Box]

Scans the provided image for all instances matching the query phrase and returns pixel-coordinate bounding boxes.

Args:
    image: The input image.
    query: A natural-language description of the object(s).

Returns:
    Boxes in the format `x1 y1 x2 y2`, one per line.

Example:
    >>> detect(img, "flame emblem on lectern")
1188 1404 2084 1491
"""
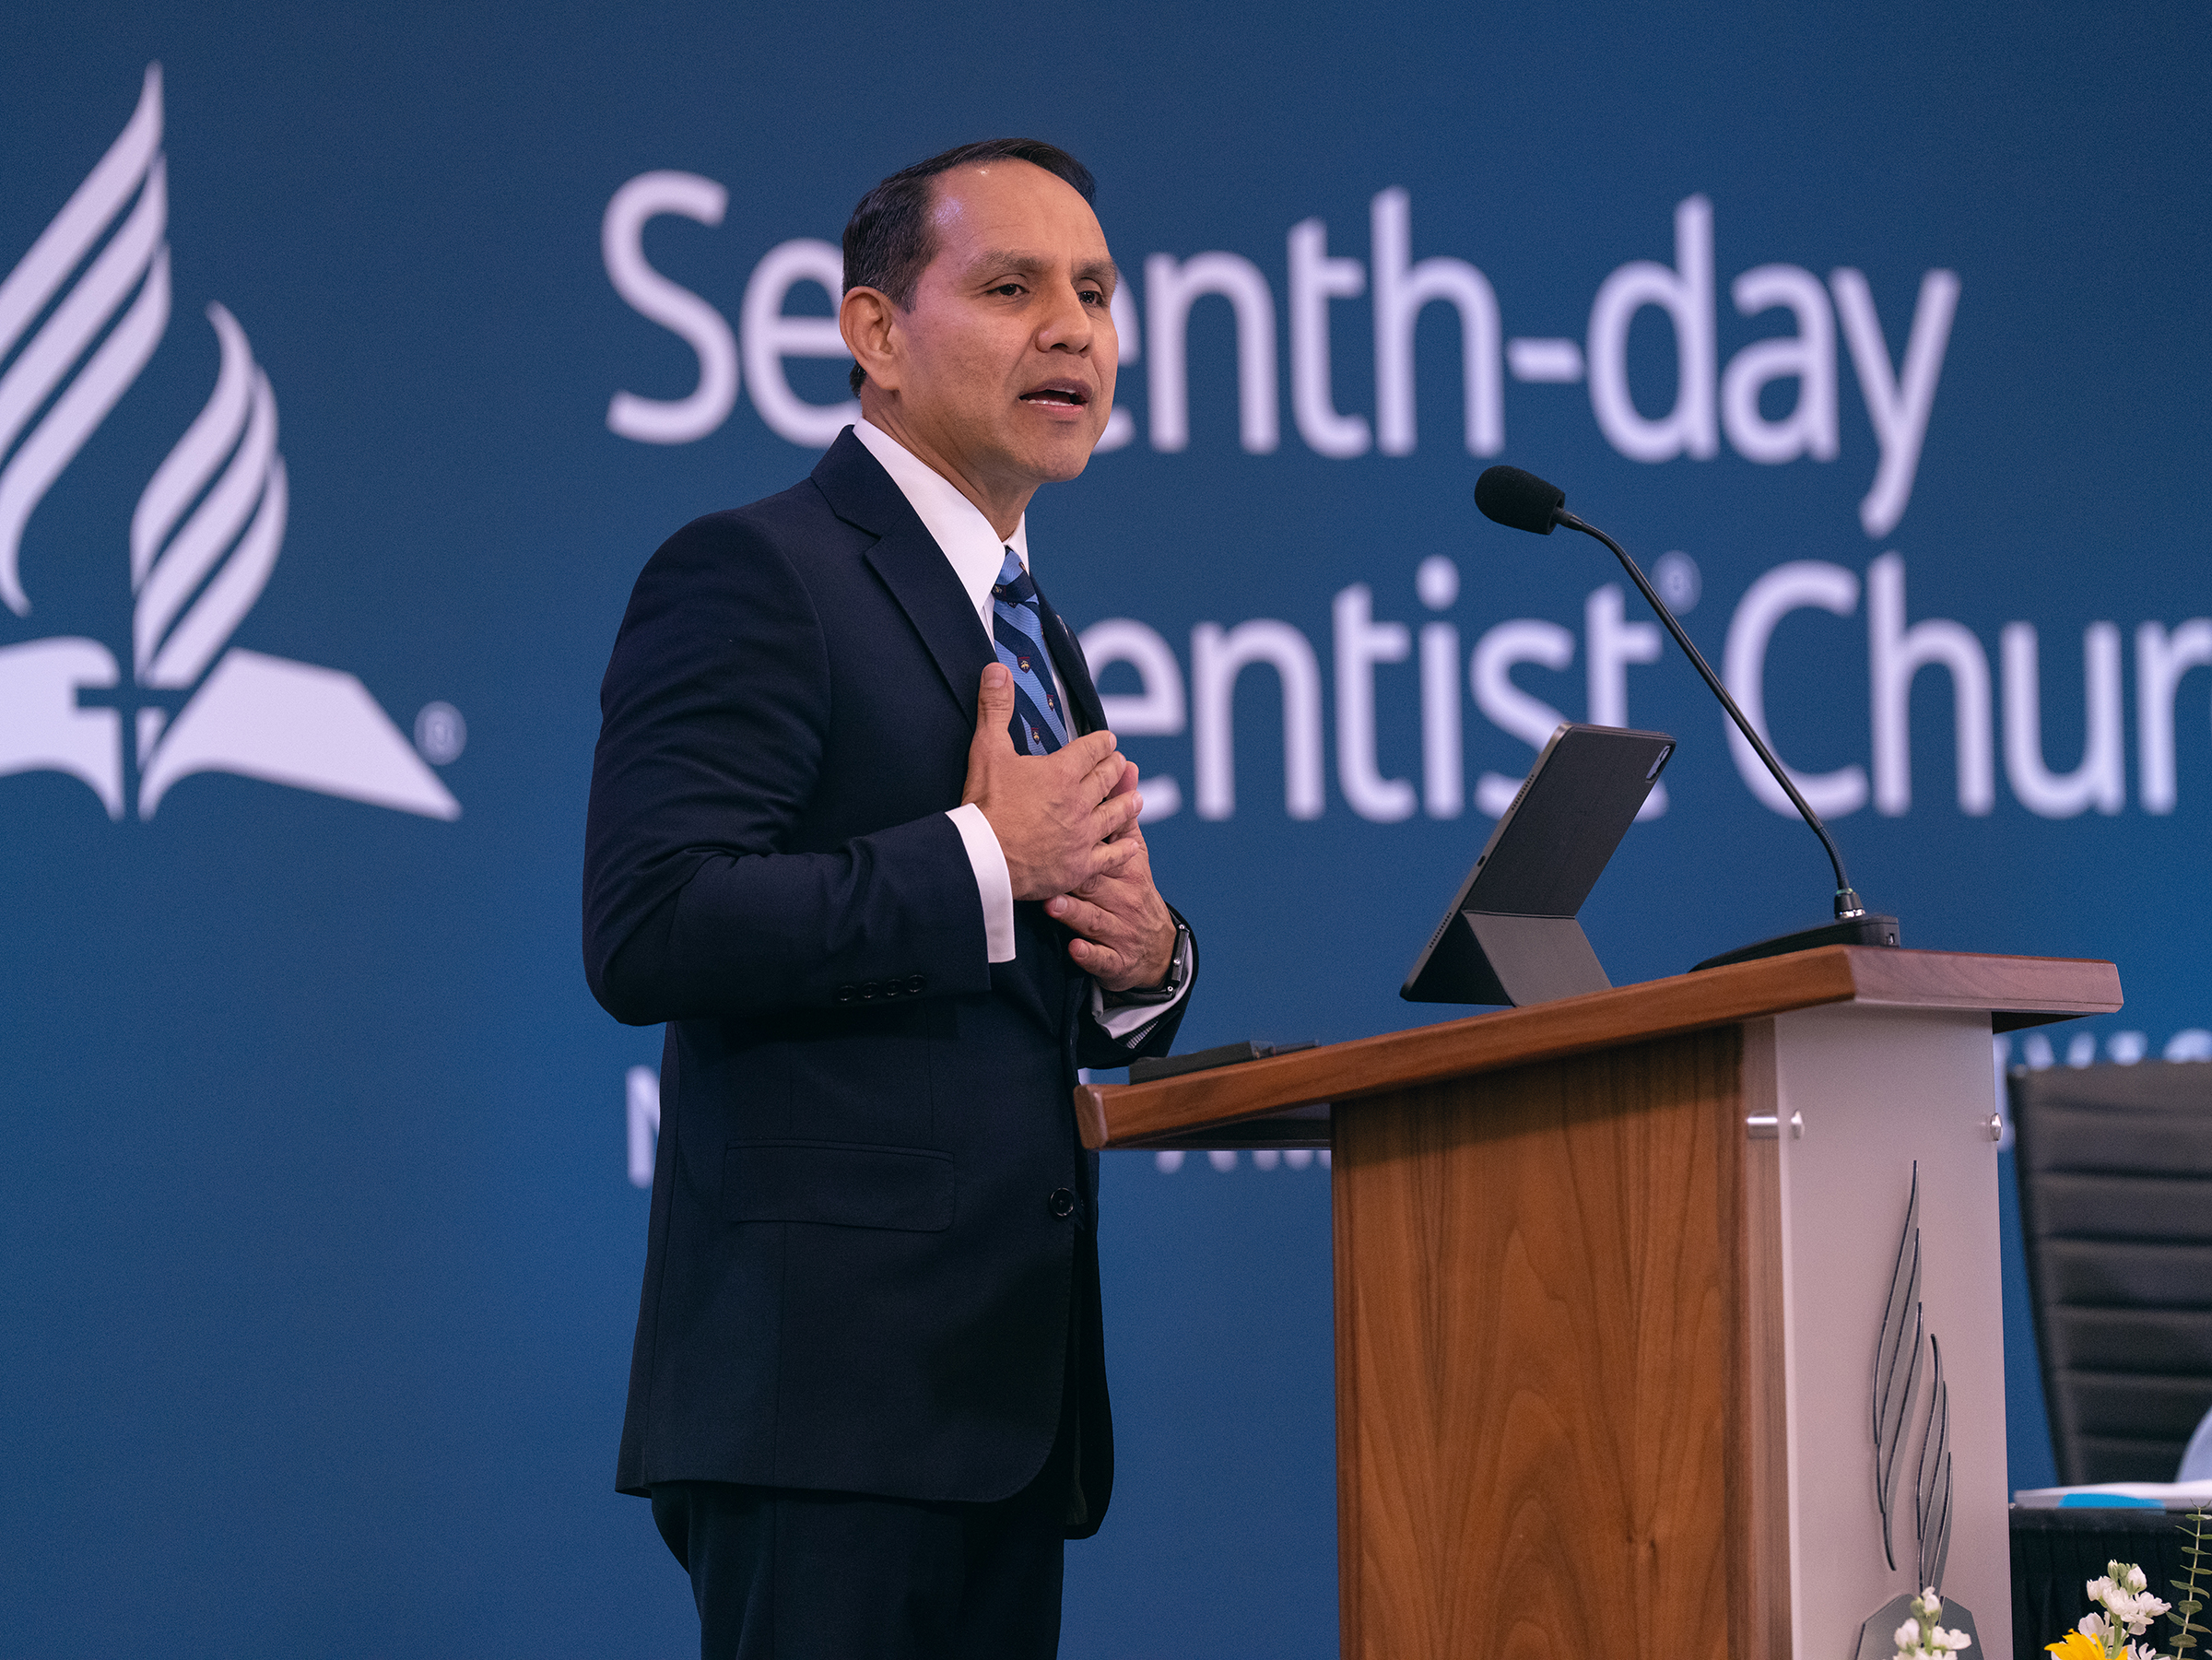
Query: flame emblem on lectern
0 65 458 822
1873 1161 1956 1593
1852 1161 1974 1660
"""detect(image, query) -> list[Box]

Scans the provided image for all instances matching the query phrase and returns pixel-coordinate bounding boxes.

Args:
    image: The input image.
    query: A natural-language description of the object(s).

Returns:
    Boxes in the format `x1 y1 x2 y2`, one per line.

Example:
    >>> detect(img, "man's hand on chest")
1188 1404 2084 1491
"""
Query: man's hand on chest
1044 792 1178 993
960 662 1144 900
958 661 1178 992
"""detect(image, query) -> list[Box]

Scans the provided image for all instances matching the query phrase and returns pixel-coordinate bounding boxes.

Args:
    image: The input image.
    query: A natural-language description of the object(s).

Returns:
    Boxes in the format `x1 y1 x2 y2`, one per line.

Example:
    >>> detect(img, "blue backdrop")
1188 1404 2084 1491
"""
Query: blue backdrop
4 4 2207 1654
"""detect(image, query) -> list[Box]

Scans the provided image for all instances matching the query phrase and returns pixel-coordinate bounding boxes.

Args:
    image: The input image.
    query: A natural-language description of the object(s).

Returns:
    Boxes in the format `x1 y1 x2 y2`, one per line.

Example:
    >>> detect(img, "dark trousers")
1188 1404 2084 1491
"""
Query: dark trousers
650 1408 1074 1660
651 1254 1088 1660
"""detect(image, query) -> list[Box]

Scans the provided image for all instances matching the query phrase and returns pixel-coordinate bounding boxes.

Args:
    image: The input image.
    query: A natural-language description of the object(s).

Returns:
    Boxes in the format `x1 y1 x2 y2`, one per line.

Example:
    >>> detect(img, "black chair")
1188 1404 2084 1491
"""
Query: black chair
2010 1059 2212 1483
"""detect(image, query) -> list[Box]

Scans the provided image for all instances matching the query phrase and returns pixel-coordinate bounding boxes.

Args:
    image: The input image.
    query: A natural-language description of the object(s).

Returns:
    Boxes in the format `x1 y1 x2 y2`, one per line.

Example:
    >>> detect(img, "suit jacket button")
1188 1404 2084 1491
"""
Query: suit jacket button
1049 1187 1077 1219
861 981 878 999
835 984 854 1004
907 974 924 995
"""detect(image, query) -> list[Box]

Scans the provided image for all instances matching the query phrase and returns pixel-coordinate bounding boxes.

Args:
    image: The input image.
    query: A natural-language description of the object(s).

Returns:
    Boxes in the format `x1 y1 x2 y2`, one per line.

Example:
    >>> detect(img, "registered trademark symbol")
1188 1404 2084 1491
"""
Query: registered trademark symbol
1653 551 1701 613
414 701 466 764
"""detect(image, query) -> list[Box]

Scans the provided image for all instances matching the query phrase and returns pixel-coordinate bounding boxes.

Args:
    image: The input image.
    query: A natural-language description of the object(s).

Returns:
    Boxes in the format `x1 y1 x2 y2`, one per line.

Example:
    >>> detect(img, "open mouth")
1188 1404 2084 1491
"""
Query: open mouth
1018 384 1090 407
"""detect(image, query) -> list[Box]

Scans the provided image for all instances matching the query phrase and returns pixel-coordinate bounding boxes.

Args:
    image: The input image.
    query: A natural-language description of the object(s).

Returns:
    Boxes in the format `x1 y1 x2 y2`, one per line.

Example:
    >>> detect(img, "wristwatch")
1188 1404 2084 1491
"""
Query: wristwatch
1110 918 1191 1006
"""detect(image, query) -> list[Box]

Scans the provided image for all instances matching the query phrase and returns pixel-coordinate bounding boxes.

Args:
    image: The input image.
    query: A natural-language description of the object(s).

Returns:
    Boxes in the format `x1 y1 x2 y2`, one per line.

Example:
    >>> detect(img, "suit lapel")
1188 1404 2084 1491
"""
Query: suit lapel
814 430 1072 1038
818 430 1105 748
812 430 994 726
1030 581 1105 738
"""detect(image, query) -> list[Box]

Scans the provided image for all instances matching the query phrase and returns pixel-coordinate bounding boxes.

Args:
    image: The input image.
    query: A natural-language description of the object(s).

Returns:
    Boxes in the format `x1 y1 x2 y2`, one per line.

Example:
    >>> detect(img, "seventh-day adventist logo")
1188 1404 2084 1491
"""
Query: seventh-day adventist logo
0 65 456 822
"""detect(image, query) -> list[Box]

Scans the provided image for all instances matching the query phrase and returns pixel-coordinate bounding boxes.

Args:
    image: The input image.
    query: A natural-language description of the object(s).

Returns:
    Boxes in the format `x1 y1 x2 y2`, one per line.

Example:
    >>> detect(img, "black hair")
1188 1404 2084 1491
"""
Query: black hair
841 139 1097 394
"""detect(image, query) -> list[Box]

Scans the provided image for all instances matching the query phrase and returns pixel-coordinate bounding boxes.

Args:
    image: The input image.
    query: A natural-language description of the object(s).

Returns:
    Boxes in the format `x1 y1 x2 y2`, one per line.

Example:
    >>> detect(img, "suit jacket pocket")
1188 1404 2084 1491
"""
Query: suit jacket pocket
723 1139 955 1232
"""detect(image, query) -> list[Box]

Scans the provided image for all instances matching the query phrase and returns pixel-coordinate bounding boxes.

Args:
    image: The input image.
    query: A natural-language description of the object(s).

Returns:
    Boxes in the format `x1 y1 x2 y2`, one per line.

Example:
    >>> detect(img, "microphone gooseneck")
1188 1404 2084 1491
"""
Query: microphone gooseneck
1474 464 1868 924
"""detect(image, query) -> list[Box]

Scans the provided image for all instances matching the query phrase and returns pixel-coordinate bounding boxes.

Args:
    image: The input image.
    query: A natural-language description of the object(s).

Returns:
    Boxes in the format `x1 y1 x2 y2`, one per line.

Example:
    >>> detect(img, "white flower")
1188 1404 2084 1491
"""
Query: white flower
2089 1568 2171 1637
1892 1598 1974 1659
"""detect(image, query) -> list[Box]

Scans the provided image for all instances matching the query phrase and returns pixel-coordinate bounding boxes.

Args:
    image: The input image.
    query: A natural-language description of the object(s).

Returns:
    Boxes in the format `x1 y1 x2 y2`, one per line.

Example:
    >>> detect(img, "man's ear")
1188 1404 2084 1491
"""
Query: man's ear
839 286 902 394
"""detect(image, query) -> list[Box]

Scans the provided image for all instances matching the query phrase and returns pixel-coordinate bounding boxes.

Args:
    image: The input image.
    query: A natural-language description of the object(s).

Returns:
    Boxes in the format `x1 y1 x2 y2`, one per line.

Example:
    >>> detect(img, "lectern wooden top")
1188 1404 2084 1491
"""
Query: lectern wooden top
1076 945 2120 1150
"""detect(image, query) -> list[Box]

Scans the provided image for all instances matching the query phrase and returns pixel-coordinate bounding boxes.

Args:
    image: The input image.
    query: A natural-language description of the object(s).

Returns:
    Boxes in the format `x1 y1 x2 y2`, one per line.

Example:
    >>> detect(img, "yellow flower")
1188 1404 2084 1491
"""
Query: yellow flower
2044 1633 2107 1660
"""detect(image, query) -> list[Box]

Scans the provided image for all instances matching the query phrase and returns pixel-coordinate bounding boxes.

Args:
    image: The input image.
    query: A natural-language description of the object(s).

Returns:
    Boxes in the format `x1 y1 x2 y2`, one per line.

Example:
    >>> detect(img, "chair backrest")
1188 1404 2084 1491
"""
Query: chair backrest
2183 1402 2212 1480
2010 1059 2212 1484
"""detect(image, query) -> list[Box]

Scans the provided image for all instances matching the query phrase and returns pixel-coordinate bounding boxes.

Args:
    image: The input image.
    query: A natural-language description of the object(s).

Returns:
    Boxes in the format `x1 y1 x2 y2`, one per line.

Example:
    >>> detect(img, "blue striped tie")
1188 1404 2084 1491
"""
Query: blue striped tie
992 548 1069 756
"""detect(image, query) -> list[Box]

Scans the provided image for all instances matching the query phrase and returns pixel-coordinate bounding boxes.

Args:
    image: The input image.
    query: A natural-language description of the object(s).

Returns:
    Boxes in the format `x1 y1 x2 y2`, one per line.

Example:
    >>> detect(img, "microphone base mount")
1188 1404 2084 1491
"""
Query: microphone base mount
1692 913 1902 972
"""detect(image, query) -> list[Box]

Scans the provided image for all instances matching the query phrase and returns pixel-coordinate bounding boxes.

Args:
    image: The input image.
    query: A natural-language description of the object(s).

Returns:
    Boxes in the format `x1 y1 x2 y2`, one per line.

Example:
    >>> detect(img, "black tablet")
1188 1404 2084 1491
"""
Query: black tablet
1401 723 1675 1004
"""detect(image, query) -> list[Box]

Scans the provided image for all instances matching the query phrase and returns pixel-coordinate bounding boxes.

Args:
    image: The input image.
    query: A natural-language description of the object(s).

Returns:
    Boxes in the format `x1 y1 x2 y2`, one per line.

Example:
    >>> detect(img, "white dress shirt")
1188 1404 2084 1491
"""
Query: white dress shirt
851 419 1190 1039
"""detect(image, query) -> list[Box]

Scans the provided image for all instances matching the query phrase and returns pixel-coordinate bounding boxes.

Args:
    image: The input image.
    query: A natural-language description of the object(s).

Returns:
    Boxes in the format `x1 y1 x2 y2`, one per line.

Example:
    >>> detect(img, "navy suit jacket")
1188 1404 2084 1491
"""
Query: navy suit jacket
582 430 1193 1532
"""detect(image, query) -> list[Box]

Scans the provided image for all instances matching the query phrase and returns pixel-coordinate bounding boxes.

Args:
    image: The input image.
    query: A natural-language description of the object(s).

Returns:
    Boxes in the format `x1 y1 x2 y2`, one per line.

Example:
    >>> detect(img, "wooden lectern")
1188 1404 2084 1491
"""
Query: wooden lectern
1077 947 2121 1660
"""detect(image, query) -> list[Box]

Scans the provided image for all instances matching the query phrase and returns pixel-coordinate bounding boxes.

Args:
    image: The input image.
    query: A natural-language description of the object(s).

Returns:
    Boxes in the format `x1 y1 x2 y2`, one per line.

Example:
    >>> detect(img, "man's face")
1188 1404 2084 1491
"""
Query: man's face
883 160 1117 497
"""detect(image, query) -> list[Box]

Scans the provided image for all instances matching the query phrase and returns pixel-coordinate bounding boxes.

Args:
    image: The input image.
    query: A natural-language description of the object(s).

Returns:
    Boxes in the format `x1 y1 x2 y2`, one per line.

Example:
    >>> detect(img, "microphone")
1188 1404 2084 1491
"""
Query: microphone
1474 465 1899 971
1473 465 1567 536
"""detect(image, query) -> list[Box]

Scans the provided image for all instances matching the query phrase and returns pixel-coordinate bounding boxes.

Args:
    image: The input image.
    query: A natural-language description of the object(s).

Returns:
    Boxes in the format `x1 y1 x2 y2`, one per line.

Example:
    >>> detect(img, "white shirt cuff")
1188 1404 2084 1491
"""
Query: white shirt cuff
947 804 1016 963
1090 926 1194 1041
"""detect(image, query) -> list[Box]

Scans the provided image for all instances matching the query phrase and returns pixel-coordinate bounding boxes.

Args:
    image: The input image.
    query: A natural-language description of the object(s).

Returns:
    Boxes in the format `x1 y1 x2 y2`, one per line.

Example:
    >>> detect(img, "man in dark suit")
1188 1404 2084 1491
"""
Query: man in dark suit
582 138 1194 1659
